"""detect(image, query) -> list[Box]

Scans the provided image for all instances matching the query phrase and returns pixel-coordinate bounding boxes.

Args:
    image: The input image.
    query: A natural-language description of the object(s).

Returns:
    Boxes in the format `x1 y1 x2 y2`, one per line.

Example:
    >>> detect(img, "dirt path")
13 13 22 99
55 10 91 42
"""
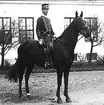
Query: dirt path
0 71 104 105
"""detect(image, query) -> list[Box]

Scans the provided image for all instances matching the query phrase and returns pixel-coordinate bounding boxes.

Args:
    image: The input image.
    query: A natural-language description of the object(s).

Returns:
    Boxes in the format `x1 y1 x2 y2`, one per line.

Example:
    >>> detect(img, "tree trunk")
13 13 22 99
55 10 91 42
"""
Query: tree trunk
1 45 5 67
88 41 93 64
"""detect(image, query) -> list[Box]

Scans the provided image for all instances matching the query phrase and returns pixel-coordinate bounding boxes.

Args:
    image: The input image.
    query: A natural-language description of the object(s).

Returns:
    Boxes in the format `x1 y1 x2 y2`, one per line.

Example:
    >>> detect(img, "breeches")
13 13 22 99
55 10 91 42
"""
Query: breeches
44 36 53 48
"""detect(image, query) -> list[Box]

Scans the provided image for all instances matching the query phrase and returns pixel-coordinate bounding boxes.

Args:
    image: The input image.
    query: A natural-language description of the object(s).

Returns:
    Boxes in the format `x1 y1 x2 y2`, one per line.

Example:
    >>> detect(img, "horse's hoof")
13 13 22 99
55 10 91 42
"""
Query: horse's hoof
27 93 31 99
66 97 72 103
57 98 63 104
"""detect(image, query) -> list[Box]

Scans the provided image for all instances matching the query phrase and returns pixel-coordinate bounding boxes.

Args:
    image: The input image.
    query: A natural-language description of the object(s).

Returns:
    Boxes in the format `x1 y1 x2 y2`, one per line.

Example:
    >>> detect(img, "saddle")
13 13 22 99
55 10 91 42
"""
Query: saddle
40 36 55 50
30 38 55 55
29 41 45 55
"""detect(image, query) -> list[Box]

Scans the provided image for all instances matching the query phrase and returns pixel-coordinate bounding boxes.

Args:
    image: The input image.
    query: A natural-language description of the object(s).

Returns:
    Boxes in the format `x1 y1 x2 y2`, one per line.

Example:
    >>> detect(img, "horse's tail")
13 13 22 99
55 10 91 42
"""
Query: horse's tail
5 41 28 82
5 58 20 82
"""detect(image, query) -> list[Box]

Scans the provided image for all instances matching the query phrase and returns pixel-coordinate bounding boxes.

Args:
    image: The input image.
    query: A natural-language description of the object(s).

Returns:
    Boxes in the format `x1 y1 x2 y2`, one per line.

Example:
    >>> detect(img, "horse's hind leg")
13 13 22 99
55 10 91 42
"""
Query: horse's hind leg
18 64 26 98
25 63 34 98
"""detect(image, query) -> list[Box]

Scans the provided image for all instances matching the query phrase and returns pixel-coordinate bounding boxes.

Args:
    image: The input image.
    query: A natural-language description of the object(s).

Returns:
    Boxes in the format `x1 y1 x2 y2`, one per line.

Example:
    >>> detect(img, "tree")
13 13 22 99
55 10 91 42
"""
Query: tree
85 17 104 64
0 18 19 67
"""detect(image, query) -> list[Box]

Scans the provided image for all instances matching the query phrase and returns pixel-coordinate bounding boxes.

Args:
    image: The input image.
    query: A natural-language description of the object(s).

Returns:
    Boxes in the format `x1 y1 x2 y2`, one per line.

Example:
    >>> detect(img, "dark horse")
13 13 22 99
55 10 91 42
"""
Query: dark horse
6 11 90 103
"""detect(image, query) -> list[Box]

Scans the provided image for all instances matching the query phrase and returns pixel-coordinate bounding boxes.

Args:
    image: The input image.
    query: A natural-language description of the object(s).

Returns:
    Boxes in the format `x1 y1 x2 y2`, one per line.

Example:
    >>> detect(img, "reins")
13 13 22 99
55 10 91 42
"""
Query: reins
53 37 66 44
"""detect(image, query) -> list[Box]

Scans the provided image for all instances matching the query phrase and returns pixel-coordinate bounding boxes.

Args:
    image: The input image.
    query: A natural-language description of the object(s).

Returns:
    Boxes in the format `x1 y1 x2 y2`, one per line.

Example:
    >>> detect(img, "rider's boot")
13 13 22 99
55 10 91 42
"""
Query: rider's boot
44 47 51 69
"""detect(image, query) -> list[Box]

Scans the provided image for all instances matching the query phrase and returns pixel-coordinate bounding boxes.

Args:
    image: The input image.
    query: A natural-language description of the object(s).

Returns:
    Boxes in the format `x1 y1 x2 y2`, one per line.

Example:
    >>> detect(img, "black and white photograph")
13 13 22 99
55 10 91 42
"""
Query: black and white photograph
0 0 104 105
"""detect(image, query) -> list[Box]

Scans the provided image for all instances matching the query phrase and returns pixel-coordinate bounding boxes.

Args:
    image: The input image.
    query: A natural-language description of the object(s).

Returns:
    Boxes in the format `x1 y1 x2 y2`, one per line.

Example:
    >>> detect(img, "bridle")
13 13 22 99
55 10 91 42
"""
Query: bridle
55 17 89 43
75 17 89 37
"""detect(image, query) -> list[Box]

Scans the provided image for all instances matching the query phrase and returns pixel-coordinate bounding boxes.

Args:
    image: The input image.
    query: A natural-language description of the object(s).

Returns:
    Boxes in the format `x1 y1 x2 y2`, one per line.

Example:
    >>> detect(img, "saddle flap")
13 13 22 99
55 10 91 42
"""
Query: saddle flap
30 42 45 55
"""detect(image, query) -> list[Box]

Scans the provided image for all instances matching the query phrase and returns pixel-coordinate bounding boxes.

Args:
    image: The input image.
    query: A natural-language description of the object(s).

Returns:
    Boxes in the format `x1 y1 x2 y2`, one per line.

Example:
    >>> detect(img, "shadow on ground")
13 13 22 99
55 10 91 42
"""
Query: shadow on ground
0 92 56 104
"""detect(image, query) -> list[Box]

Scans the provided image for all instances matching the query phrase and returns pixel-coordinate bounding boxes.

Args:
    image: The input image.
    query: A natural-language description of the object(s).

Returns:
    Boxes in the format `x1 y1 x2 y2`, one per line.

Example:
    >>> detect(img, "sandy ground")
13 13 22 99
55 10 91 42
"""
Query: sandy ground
0 71 104 105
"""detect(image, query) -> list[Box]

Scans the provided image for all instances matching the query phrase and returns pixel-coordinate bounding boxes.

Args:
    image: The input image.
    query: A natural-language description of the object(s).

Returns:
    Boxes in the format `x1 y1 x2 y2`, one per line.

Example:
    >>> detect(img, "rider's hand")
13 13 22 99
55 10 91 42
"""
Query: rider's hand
53 36 56 40
39 39 44 45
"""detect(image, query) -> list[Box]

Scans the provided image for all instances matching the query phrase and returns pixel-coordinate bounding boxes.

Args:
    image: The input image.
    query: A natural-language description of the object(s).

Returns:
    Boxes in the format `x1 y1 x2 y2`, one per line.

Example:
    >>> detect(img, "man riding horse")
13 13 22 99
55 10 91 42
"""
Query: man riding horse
36 3 55 68
6 11 91 103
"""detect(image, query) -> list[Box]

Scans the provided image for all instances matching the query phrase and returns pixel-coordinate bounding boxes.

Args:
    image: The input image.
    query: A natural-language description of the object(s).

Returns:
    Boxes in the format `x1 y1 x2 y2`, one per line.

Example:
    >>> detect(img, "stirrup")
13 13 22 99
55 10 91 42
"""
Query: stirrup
45 62 50 69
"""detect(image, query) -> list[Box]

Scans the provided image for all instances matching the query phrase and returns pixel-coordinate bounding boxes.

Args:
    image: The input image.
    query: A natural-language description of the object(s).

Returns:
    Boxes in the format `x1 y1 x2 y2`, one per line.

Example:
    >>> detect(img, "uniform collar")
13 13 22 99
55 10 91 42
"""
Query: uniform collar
41 14 48 18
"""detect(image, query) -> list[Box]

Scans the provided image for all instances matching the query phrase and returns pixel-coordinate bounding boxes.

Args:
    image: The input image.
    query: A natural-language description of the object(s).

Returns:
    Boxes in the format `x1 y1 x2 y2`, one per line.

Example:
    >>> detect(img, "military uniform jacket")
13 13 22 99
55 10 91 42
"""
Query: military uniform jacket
36 16 55 39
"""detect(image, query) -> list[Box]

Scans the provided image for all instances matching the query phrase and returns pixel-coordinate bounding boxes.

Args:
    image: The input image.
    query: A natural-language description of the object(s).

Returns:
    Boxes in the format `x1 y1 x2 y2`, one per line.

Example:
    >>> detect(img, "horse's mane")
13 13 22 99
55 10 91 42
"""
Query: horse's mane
58 18 76 40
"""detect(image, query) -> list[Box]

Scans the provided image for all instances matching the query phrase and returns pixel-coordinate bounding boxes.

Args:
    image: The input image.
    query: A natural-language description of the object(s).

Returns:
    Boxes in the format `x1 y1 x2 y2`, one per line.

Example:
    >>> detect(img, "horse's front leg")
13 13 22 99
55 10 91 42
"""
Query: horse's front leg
56 71 63 103
64 71 71 103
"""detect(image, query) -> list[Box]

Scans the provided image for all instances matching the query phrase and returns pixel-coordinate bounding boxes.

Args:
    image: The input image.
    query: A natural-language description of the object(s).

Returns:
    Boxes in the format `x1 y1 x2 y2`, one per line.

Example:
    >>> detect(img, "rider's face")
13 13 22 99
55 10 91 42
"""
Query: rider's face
42 9 49 16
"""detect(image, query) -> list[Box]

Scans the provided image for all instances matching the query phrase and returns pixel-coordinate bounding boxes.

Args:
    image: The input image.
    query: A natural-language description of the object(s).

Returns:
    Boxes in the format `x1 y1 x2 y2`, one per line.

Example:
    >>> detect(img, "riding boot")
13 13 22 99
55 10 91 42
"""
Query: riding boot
44 46 51 69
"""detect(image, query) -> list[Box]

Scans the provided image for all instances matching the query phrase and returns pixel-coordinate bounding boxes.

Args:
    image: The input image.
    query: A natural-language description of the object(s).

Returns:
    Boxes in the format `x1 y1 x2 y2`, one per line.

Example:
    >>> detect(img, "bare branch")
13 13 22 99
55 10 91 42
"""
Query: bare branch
0 18 19 56
78 35 83 41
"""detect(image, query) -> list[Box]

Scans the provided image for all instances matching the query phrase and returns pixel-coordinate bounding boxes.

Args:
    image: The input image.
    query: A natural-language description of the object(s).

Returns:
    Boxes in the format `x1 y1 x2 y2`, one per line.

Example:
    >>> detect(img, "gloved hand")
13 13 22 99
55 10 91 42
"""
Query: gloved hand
52 36 57 40
39 39 44 45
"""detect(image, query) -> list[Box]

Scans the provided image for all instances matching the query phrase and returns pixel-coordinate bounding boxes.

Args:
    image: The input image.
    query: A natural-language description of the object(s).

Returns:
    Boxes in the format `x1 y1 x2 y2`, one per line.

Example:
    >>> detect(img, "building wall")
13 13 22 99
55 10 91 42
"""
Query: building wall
0 1 104 63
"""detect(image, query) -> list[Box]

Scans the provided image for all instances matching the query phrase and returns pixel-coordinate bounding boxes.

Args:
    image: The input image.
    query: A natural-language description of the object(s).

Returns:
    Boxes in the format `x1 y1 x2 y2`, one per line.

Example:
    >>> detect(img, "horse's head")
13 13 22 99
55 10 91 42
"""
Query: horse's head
74 11 91 38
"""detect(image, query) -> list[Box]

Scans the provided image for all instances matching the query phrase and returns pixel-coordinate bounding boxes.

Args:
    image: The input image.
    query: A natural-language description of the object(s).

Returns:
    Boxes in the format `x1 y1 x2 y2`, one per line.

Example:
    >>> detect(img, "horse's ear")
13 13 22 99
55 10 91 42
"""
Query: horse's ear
75 11 78 18
80 11 83 17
